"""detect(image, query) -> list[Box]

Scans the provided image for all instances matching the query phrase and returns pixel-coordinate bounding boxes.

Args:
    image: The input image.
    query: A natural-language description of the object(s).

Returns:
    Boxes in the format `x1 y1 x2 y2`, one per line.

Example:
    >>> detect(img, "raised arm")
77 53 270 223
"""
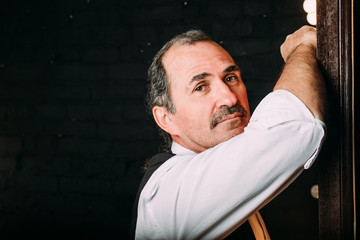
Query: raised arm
274 26 327 122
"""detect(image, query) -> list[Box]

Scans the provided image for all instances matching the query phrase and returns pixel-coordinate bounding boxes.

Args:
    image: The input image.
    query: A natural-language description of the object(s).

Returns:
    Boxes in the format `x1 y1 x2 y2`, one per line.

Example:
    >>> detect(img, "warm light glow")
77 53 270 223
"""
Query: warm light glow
306 12 316 25
303 0 316 13
303 0 316 25
310 185 319 199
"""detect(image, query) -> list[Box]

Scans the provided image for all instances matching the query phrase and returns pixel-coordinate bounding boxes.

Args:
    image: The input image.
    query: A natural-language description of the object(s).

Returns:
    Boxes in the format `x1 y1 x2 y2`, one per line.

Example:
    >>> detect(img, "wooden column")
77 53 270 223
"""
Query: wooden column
317 0 355 239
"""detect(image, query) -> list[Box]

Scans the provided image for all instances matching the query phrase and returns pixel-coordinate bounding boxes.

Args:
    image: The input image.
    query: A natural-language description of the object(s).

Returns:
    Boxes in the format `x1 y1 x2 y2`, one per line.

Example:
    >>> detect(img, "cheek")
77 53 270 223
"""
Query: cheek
237 87 249 109
176 104 211 129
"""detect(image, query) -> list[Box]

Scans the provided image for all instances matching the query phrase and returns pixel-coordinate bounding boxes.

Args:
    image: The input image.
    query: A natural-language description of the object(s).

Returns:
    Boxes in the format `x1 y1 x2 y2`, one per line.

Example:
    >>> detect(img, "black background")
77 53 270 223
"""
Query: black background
0 0 319 239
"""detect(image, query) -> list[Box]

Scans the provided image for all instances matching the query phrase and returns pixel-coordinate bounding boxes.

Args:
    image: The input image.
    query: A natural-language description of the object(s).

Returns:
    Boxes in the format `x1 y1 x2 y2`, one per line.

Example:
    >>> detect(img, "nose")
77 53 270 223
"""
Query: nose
214 81 238 108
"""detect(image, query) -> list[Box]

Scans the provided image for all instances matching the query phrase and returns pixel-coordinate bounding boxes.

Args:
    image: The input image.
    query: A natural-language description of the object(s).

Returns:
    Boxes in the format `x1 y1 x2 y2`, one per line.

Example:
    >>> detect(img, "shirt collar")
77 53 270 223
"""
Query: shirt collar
171 141 197 156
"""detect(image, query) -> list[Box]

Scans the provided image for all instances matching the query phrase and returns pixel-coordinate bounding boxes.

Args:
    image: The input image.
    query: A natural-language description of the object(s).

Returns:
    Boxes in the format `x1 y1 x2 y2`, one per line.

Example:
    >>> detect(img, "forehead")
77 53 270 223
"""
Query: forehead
162 41 236 82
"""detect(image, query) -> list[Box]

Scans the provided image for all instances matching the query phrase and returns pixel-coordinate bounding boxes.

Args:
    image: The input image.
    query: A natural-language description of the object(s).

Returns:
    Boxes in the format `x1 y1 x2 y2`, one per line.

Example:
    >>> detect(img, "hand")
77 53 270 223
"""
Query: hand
275 25 326 122
280 26 317 62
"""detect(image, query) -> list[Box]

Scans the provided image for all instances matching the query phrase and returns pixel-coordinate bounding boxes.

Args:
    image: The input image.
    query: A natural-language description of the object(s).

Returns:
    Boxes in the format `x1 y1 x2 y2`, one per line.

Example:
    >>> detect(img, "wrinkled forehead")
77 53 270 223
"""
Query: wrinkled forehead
162 41 235 81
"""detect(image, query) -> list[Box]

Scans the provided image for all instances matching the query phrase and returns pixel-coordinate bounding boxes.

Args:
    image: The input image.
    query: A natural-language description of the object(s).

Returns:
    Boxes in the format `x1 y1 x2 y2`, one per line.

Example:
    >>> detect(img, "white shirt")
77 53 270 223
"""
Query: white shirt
136 90 326 239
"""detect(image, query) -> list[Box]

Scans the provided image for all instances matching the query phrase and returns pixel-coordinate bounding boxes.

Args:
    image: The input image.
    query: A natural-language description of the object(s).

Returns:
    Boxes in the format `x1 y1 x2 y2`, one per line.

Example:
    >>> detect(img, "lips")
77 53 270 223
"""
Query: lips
217 112 244 124
210 104 248 129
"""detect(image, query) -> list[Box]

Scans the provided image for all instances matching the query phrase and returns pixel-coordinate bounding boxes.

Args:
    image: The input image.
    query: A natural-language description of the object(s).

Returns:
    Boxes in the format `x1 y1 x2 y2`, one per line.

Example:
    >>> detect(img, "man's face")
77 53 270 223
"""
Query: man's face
162 41 250 153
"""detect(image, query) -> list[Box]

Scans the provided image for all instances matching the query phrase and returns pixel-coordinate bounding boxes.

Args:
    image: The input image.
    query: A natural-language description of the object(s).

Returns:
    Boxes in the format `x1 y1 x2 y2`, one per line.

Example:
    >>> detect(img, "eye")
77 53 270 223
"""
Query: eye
194 85 206 91
224 75 238 84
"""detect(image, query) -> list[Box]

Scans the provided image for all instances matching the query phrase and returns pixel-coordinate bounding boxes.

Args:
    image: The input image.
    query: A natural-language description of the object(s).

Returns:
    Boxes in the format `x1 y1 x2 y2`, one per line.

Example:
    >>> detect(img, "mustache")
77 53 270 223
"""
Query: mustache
210 104 248 129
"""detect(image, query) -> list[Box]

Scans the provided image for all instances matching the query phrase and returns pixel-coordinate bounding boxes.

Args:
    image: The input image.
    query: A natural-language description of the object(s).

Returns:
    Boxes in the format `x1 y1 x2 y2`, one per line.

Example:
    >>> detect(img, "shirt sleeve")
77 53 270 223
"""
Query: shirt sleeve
136 90 326 240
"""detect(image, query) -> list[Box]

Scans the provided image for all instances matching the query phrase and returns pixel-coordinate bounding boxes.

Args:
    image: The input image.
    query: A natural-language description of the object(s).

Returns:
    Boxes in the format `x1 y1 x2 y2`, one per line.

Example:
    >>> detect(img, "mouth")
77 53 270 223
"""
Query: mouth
210 104 248 129
217 113 244 124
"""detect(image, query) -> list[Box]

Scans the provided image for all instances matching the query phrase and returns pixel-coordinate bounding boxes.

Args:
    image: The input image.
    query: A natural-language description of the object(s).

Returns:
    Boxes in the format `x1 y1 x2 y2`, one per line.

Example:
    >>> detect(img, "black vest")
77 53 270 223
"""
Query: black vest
129 152 255 239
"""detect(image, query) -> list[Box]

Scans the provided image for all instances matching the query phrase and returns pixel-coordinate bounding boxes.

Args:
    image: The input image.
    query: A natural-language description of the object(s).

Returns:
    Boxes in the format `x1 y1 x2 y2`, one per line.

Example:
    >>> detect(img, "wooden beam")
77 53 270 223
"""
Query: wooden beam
317 0 355 239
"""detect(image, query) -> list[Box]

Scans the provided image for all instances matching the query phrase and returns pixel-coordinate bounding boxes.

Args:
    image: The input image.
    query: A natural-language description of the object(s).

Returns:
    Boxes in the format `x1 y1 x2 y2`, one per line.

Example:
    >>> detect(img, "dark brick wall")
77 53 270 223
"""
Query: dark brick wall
0 0 318 239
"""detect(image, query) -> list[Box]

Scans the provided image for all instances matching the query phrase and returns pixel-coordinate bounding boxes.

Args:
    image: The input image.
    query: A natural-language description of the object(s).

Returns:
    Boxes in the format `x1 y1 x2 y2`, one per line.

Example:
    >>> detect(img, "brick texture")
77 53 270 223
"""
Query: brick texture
0 0 317 239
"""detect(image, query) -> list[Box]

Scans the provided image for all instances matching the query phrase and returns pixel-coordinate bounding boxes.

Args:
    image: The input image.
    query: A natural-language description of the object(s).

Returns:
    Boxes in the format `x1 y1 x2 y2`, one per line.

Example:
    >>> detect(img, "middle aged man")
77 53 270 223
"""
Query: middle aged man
131 26 326 239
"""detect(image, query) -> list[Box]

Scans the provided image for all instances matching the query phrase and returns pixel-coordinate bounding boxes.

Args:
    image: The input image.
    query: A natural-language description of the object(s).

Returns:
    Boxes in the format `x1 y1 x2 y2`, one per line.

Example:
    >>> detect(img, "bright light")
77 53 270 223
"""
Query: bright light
303 0 316 13
303 0 316 25
306 12 316 25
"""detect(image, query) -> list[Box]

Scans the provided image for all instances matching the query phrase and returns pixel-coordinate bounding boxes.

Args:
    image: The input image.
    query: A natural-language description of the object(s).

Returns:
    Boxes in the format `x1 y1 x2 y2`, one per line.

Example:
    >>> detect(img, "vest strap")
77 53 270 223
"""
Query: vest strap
248 211 271 240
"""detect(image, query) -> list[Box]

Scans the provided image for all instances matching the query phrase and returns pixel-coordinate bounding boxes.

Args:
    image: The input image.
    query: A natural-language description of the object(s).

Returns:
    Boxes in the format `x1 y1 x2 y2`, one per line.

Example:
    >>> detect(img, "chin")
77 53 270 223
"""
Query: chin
224 123 245 134
217 127 245 144
229 127 245 138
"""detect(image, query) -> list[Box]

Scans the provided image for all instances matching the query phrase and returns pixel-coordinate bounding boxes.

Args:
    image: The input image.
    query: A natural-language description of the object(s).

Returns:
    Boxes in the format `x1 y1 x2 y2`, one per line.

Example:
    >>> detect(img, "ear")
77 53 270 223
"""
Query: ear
152 106 177 135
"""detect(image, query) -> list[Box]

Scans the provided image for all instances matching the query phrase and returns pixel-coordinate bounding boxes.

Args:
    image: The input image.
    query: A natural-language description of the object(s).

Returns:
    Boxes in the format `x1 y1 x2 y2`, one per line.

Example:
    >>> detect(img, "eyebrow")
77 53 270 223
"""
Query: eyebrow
223 65 240 73
189 72 211 85
188 65 241 86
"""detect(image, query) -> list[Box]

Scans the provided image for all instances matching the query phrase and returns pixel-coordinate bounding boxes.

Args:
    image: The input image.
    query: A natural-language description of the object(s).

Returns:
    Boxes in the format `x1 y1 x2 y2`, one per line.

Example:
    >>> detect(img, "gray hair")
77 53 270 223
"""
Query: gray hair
145 29 214 152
